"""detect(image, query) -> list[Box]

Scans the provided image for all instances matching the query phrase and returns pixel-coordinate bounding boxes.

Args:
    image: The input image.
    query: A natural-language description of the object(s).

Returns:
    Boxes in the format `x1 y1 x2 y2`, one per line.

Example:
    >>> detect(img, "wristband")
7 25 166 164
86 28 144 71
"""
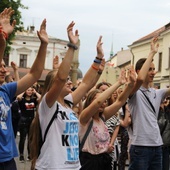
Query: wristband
67 42 78 50
96 57 102 60
91 64 98 70
94 58 101 64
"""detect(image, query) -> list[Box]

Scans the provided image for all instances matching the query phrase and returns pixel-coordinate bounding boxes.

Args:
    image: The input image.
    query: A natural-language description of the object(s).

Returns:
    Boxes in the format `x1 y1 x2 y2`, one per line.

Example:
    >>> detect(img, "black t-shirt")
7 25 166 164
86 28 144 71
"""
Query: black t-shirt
18 97 38 119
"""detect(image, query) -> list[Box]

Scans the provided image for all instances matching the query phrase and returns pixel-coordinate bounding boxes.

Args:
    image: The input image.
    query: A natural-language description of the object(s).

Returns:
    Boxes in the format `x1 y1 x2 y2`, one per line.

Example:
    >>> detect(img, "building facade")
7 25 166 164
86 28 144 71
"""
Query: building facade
6 26 82 86
129 22 170 88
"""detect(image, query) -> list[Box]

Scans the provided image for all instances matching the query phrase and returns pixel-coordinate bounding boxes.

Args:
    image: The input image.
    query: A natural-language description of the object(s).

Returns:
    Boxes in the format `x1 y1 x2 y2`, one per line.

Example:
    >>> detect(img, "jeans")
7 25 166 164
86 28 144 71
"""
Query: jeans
162 146 170 170
19 123 31 156
129 145 162 170
0 159 17 170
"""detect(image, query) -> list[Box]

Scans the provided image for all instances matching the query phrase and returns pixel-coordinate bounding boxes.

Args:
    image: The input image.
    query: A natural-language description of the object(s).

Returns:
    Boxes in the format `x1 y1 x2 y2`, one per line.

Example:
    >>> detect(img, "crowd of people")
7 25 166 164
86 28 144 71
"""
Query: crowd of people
0 7 170 170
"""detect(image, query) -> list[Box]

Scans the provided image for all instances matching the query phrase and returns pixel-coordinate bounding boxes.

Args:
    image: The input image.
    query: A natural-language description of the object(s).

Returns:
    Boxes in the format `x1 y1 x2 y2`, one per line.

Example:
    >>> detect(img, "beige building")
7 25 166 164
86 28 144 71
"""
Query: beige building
6 26 82 86
98 47 132 85
129 22 170 88
99 22 170 88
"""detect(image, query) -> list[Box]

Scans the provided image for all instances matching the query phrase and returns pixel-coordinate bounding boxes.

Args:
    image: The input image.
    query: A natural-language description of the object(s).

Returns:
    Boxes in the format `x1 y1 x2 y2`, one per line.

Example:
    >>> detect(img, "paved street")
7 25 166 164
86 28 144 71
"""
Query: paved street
15 135 31 170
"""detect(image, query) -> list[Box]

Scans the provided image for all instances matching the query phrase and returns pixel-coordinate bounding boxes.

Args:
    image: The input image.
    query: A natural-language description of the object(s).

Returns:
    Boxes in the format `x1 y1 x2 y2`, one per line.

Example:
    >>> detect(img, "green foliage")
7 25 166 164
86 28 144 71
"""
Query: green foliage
0 0 28 55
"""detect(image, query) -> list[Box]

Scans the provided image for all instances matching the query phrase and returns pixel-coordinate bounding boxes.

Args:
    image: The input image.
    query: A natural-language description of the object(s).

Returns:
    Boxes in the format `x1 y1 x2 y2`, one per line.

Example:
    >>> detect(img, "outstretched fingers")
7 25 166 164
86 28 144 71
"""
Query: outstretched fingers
37 19 48 44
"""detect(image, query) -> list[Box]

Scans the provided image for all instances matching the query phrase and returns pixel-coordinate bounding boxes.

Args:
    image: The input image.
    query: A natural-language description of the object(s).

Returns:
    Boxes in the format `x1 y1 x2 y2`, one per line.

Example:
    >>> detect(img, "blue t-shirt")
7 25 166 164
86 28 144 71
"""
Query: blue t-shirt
0 82 18 162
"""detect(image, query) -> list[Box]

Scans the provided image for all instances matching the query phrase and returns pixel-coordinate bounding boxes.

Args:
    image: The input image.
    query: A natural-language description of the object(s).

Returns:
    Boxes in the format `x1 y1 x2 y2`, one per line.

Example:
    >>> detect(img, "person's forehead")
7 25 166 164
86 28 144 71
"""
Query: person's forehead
150 62 155 67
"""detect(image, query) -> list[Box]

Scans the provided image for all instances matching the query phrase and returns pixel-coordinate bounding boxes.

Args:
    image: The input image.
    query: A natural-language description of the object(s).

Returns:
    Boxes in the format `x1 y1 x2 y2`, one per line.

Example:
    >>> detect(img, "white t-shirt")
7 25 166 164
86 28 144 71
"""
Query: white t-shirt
35 94 81 170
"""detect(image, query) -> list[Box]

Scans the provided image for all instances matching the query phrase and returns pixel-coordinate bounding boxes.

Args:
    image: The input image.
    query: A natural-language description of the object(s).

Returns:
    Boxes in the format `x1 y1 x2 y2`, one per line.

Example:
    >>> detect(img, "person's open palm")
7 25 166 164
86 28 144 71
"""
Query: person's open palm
0 7 16 35
67 21 79 45
37 19 48 44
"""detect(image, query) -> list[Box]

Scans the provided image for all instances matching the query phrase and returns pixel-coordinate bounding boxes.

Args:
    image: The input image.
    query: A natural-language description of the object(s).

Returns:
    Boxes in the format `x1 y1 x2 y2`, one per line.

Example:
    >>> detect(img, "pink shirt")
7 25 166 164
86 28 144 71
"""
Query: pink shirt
79 118 110 155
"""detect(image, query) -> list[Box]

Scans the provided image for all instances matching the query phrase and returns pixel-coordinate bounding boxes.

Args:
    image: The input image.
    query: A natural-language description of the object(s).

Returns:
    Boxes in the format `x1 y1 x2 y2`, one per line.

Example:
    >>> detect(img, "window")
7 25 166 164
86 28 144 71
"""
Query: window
20 54 27 67
158 52 162 72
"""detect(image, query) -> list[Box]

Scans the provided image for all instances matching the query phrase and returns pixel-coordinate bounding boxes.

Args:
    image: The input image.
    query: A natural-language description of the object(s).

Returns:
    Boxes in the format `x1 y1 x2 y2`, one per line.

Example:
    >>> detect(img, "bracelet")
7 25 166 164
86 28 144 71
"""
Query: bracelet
94 58 101 64
91 64 98 70
98 70 103 75
67 42 78 50
96 57 102 60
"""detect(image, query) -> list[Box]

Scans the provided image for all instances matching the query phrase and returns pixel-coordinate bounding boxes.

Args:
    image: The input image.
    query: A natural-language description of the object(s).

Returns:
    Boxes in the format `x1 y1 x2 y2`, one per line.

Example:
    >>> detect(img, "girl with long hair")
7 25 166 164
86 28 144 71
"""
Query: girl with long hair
30 21 105 170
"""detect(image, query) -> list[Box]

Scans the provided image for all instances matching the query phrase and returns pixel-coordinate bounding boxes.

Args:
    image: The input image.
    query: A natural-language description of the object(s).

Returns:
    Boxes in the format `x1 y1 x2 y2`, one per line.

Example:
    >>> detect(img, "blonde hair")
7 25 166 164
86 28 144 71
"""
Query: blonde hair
30 70 57 170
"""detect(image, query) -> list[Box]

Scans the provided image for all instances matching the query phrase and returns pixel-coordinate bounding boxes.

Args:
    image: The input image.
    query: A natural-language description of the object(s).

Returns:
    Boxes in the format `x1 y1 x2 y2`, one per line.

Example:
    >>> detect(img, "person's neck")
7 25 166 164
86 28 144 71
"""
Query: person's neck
25 96 31 100
142 82 150 89
93 113 100 121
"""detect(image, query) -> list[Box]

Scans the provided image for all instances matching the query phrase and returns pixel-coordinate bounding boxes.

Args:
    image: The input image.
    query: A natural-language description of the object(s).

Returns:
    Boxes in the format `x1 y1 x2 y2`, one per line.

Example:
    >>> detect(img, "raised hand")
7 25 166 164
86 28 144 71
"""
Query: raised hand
53 55 60 70
96 36 104 59
11 61 18 71
67 21 79 45
0 28 6 47
37 19 48 45
150 37 159 54
127 66 136 86
117 69 126 85
0 7 16 35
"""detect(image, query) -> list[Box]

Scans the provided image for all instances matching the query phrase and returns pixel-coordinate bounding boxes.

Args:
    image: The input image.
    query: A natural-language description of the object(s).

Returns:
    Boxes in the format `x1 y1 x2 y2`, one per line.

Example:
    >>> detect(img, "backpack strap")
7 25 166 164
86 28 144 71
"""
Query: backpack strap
42 103 59 144
79 115 105 152
79 119 93 152
140 90 156 113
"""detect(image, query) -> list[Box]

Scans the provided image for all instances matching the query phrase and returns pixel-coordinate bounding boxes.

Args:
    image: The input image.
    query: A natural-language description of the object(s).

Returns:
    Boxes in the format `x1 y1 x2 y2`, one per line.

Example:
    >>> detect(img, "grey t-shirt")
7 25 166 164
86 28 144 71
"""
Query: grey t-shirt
128 87 167 146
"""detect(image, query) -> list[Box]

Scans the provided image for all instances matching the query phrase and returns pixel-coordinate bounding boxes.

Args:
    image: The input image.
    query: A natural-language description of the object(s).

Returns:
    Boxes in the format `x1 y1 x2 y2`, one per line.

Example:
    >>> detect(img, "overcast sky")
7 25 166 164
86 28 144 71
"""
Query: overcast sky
20 0 170 75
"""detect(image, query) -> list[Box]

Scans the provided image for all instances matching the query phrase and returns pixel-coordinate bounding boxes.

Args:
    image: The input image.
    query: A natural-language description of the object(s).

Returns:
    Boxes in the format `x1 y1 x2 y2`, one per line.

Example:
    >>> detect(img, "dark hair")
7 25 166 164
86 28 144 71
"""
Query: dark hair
135 58 146 72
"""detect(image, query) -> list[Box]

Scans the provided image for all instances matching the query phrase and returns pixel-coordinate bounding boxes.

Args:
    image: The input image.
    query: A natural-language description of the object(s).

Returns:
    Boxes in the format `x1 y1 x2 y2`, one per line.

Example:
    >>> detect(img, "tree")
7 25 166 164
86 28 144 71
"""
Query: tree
0 0 28 56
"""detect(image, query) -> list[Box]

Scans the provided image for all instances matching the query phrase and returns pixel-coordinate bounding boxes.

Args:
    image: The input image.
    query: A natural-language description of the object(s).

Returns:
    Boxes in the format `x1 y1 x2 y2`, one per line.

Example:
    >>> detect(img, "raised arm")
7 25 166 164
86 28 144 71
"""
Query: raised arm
53 55 60 70
79 69 127 125
0 29 6 61
11 61 20 81
32 88 41 102
72 36 105 105
130 37 159 96
104 66 136 120
16 19 48 95
45 21 79 107
0 7 16 62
